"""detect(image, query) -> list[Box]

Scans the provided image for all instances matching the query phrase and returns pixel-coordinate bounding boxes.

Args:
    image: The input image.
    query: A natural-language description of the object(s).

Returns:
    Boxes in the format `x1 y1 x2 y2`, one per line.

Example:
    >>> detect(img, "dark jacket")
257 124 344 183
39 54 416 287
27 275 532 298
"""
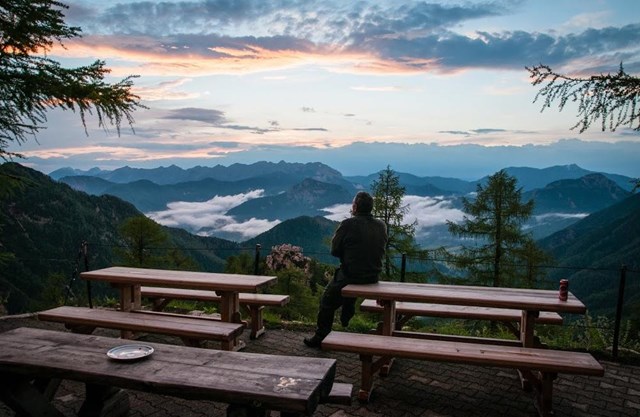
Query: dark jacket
330 213 387 284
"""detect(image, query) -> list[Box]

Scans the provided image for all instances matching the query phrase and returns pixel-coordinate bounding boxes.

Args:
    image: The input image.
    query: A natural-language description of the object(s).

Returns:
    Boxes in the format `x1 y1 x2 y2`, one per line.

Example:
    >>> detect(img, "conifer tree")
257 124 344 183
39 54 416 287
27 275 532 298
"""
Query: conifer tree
116 216 169 268
0 0 144 161
527 64 640 133
446 170 539 288
371 165 417 279
528 64 640 190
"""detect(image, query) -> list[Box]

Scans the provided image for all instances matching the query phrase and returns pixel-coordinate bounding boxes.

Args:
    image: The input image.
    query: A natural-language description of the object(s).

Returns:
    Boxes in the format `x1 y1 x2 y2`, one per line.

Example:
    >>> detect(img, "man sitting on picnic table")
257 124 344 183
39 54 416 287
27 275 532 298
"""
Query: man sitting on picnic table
304 191 388 348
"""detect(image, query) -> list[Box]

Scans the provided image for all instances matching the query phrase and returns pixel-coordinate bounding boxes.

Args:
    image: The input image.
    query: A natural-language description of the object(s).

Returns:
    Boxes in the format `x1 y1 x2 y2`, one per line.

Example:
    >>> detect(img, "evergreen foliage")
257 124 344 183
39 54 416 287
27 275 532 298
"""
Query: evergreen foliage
528 64 640 133
0 163 242 313
115 216 199 270
528 64 640 190
0 0 144 161
445 170 546 288
116 216 169 267
224 252 256 275
0 162 140 312
371 166 420 278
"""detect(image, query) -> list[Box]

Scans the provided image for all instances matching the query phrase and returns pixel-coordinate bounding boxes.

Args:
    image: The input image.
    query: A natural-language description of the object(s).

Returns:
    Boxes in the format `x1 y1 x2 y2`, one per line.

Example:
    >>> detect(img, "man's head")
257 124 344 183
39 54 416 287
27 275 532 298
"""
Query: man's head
352 191 374 215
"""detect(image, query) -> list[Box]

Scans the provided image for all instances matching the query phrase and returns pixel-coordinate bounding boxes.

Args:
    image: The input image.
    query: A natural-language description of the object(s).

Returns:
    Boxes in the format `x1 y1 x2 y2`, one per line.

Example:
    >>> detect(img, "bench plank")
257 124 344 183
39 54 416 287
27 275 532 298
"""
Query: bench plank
322 331 602 374
38 306 245 351
140 287 289 340
321 331 603 417
140 287 289 306
359 299 563 324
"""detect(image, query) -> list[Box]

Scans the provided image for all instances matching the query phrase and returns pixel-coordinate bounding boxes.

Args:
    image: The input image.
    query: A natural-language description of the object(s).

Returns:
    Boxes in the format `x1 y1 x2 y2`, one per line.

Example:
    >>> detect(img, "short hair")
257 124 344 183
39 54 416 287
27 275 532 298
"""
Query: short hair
354 191 374 214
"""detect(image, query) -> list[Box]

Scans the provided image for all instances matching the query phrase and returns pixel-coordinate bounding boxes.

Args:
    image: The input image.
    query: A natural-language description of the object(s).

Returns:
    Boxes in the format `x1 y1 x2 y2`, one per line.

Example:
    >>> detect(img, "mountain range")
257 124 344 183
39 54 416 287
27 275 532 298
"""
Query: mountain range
2 161 638 320
55 161 634 243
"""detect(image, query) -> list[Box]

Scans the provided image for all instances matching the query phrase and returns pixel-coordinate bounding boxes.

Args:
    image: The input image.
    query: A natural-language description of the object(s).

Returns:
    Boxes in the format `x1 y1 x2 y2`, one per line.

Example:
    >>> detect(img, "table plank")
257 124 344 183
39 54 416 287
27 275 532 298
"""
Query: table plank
0 327 336 415
343 282 586 314
81 267 277 292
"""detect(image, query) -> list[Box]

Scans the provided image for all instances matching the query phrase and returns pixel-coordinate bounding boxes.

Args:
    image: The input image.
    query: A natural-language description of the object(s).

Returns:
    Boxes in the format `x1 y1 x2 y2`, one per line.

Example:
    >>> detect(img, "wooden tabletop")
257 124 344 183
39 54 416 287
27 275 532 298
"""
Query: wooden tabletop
0 327 336 415
342 281 586 314
80 266 277 292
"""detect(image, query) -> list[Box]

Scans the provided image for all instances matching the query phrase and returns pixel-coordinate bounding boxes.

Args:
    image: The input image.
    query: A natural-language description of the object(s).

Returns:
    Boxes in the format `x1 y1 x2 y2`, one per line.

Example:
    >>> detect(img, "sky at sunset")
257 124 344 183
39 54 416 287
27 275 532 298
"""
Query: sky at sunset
9 0 640 178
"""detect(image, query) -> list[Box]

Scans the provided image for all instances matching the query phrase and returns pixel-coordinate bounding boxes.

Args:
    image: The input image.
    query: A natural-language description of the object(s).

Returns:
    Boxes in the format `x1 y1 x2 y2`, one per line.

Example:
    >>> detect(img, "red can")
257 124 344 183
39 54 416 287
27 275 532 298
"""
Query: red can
558 279 569 301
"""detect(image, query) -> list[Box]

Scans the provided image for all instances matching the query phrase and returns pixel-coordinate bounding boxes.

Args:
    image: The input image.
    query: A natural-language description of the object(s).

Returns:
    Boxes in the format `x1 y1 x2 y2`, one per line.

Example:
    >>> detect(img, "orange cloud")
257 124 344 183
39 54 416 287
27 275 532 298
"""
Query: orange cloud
49 38 444 77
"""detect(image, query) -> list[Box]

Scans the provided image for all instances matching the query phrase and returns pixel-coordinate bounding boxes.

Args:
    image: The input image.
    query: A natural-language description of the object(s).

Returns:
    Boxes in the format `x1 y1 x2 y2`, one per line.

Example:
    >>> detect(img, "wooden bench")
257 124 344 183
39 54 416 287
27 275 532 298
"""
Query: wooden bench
0 327 343 417
37 306 246 351
140 286 289 339
359 299 563 339
321 331 604 417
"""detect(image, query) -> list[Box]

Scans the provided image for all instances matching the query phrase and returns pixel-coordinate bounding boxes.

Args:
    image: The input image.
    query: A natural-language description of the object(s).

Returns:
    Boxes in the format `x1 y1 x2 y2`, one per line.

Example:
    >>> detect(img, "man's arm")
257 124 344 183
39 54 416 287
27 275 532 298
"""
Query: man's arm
330 222 346 258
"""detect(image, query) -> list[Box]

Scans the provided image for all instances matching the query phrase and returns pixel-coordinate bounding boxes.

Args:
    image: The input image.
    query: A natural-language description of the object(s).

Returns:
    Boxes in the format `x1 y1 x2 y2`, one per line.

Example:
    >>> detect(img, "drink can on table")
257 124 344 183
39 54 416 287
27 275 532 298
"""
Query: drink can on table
558 279 569 301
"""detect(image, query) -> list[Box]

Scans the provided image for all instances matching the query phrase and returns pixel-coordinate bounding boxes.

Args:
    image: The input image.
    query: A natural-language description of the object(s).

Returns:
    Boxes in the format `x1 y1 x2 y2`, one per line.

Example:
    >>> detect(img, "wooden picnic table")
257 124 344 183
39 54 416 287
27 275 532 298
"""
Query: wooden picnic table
0 327 339 417
342 281 588 390
81 266 277 348
343 281 586 348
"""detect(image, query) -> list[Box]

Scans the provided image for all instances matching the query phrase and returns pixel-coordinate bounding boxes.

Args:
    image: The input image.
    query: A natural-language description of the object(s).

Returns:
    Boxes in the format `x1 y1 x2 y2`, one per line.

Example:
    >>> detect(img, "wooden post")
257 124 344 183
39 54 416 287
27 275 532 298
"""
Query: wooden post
79 384 130 417
358 354 374 403
253 244 261 275
0 376 64 417
612 264 627 358
119 285 134 339
83 241 93 309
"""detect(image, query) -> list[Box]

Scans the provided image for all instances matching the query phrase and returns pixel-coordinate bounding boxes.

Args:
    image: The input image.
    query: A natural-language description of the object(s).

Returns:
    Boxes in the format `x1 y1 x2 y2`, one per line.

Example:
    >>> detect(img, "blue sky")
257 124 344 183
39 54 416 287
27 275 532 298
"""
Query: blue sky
9 0 640 177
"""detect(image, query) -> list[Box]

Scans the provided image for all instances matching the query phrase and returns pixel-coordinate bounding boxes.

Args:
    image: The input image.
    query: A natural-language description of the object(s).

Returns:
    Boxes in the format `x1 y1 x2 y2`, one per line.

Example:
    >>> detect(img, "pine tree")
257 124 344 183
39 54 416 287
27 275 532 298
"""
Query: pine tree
116 216 169 268
446 170 541 288
527 64 640 133
371 166 418 279
528 64 640 191
0 0 144 161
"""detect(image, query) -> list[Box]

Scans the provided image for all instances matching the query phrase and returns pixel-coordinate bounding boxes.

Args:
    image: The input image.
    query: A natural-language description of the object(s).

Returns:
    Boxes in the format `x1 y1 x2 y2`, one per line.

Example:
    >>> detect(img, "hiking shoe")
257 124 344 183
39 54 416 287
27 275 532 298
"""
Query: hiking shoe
303 335 324 348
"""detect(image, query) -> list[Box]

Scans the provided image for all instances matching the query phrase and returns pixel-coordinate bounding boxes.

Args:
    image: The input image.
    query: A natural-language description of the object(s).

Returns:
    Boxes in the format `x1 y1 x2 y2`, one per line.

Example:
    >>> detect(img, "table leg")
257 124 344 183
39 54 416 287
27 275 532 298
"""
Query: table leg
78 384 129 417
116 284 136 339
358 354 375 403
0 374 64 417
380 300 396 375
381 300 396 335
132 285 142 310
518 310 540 391
521 310 538 347
219 291 242 323
219 291 245 350
119 285 132 312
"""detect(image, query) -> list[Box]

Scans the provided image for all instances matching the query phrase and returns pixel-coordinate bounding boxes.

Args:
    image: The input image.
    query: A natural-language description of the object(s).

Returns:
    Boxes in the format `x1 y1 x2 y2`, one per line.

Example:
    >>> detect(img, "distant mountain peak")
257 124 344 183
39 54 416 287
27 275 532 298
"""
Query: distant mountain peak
524 173 631 214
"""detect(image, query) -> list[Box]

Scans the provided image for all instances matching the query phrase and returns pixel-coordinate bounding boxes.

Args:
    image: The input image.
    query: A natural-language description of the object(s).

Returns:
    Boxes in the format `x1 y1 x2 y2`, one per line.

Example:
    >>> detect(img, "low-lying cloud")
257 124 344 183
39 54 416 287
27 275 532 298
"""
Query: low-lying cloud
533 212 589 221
147 190 281 240
149 193 467 243
321 196 466 240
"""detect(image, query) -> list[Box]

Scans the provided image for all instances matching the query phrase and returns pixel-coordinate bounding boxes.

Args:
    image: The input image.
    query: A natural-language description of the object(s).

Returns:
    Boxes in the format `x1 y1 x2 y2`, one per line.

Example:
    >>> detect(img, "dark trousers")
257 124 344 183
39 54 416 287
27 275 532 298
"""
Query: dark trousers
315 269 356 338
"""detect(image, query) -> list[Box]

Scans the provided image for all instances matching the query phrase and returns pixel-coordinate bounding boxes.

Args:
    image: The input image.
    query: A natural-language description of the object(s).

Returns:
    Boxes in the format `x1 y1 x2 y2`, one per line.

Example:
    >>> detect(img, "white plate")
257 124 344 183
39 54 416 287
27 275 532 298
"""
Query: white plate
107 344 154 361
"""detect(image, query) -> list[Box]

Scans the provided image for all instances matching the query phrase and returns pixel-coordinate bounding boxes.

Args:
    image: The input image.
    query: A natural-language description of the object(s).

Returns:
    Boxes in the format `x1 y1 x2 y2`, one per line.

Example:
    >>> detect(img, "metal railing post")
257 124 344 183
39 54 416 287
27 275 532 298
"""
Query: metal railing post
253 244 261 275
612 264 627 358
83 241 93 309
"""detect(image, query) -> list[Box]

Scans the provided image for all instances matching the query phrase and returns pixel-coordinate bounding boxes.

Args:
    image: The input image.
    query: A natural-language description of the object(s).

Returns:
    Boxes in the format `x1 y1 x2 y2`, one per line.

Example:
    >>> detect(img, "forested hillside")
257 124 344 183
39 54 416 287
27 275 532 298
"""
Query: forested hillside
2 162 638 322
244 216 339 264
0 163 139 312
539 193 640 318
0 163 240 313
